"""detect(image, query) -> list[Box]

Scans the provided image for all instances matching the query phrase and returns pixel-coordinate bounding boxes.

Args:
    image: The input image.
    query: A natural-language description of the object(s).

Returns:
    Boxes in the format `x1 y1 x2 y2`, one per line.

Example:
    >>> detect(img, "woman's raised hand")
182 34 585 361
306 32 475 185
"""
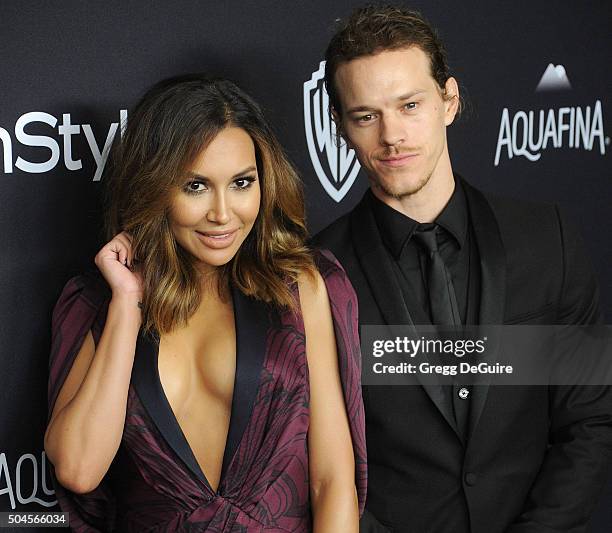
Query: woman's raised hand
94 231 143 300
46 231 144 493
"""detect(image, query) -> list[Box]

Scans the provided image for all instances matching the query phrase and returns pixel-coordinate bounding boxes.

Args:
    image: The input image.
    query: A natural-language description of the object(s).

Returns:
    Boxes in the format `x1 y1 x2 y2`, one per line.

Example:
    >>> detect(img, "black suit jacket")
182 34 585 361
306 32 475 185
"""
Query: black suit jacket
313 177 612 533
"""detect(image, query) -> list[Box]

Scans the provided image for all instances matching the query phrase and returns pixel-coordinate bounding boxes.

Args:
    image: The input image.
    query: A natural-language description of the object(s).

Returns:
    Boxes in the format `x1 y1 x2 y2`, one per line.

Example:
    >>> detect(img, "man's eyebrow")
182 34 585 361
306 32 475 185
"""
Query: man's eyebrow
187 165 257 181
346 90 427 114
396 89 427 100
346 105 376 114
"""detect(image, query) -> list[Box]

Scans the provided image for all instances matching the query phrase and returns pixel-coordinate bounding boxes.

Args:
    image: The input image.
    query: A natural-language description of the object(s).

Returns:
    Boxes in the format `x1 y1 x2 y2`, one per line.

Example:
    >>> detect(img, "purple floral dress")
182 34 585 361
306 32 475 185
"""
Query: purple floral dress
48 250 367 532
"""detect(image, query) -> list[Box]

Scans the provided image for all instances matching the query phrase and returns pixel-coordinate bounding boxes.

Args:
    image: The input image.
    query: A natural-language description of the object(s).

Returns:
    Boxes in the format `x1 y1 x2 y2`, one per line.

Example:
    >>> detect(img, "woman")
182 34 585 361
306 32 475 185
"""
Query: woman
44 75 366 532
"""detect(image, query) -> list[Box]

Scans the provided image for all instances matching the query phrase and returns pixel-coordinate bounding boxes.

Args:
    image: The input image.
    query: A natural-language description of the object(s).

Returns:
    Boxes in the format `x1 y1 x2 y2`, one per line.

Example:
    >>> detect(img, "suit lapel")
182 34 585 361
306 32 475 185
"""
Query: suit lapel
351 192 460 439
350 193 413 327
461 178 507 439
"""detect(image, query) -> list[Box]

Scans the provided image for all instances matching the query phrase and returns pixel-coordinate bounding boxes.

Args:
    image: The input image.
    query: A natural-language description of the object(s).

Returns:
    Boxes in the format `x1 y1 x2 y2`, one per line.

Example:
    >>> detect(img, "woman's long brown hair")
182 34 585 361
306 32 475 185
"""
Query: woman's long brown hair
105 74 314 334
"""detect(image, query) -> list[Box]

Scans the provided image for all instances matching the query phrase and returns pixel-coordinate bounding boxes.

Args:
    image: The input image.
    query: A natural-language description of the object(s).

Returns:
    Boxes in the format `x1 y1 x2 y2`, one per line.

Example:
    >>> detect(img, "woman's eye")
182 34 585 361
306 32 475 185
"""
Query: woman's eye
232 176 256 190
184 181 207 194
404 102 417 110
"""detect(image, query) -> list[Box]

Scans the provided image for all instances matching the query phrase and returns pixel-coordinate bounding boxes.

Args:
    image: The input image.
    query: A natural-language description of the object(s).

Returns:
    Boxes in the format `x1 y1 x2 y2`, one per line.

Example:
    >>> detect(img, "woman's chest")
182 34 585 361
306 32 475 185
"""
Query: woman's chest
124 300 310 492
158 331 236 410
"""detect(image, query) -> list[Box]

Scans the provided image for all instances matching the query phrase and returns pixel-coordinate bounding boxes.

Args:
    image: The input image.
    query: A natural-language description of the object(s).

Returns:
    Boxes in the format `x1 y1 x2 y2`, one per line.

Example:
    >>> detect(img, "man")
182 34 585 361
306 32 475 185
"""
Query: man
313 5 612 533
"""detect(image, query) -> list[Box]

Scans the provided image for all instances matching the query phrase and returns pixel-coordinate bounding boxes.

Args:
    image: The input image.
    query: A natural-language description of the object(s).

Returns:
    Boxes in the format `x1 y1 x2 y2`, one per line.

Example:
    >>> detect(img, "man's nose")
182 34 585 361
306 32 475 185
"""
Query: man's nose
206 192 231 225
379 114 405 147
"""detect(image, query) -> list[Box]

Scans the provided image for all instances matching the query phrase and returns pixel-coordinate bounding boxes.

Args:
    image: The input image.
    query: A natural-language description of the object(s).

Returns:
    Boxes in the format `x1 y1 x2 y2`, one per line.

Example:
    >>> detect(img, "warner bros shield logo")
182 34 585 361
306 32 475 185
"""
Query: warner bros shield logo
303 61 361 203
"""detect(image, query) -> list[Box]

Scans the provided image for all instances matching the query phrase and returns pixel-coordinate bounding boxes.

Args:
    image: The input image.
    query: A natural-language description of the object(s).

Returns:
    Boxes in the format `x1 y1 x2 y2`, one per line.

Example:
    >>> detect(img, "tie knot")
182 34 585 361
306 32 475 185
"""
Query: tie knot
414 225 439 254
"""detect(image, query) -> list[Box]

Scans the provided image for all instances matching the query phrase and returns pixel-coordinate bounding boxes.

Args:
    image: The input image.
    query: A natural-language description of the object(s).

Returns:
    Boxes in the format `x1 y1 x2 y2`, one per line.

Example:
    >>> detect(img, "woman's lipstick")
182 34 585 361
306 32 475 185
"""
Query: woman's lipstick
195 229 238 249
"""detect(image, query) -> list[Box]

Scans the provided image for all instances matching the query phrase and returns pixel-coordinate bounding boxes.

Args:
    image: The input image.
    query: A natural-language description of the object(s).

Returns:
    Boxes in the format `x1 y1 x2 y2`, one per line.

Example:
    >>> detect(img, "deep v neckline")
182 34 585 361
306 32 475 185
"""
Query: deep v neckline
131 286 270 495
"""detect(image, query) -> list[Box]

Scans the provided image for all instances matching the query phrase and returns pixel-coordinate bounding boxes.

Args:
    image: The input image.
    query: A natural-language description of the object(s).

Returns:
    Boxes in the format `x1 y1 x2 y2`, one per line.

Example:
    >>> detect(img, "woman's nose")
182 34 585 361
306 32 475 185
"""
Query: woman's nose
206 192 231 225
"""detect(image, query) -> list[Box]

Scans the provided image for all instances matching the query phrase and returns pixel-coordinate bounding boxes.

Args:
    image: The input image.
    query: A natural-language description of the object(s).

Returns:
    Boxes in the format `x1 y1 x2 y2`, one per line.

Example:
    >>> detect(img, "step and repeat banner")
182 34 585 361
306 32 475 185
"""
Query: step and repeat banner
1 1 610 530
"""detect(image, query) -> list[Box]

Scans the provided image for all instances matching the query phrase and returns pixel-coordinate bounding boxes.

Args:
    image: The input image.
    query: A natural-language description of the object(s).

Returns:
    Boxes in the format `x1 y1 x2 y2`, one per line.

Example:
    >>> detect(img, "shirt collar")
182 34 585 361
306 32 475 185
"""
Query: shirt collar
369 190 419 258
368 177 468 259
435 178 468 249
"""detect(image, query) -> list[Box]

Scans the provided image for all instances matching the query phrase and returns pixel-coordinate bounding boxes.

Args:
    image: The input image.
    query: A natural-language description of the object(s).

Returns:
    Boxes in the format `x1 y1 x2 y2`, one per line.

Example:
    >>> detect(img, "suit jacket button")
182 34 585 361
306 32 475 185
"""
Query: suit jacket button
464 472 477 486
458 387 470 399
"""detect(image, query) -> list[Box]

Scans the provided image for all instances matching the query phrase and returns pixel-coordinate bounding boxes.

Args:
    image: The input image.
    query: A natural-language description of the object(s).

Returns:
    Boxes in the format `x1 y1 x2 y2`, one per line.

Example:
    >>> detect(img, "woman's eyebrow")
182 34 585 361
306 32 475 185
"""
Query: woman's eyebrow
187 165 257 181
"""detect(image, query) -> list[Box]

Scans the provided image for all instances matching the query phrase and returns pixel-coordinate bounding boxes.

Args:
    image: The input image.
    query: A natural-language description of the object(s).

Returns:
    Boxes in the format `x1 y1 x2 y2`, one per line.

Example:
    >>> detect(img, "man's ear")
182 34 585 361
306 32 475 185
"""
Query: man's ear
443 77 460 126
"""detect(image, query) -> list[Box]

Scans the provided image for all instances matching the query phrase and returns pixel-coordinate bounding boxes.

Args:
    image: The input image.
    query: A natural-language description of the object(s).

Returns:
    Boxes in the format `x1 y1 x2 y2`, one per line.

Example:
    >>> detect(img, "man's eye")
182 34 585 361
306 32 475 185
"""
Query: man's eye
404 102 417 110
358 114 374 122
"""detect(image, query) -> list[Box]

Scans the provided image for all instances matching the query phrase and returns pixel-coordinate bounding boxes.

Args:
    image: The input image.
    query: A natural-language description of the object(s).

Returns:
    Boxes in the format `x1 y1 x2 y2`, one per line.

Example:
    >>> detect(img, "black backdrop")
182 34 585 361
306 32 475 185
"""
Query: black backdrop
1 1 610 531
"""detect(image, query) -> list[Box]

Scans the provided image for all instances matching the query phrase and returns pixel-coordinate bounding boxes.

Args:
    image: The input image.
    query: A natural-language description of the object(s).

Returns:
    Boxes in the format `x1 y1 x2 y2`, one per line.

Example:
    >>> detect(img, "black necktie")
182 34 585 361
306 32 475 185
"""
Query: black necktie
413 225 460 326
415 225 470 440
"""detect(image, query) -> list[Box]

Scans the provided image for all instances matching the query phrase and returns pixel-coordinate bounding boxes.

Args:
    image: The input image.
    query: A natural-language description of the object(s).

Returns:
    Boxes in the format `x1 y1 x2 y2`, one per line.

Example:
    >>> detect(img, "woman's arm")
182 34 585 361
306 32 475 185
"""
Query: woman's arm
300 270 359 533
44 232 142 494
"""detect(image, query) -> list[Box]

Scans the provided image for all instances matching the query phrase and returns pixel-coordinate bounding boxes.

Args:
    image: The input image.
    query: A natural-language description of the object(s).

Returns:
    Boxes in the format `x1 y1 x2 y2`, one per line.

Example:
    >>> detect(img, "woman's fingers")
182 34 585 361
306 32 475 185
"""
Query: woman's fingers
96 232 133 267
111 232 134 267
94 232 142 297
120 232 135 267
109 238 127 266
115 235 130 266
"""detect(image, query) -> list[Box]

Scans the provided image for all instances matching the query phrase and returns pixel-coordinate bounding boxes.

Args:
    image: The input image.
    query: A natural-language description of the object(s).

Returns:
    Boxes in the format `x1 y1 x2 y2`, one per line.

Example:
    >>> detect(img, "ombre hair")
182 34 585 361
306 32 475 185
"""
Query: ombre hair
105 74 314 334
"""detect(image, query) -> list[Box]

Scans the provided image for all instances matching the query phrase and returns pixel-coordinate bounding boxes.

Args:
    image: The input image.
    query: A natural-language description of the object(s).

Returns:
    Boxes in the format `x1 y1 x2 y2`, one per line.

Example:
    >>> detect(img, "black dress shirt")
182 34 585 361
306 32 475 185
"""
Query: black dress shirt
369 179 477 324
370 179 481 440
